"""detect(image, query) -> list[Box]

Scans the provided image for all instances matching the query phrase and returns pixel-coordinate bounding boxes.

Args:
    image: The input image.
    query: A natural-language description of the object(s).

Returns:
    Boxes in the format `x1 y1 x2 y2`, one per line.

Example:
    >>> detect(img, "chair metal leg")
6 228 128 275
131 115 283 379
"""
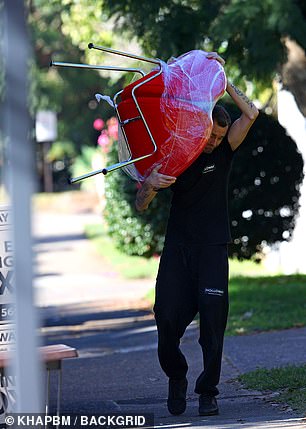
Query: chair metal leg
51 43 163 182
50 61 145 77
88 43 160 65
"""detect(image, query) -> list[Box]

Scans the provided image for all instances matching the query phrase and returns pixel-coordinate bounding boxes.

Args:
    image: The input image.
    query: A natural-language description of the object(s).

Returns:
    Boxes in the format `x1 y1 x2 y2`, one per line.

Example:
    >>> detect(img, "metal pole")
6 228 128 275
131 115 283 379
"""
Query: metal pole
1 0 43 413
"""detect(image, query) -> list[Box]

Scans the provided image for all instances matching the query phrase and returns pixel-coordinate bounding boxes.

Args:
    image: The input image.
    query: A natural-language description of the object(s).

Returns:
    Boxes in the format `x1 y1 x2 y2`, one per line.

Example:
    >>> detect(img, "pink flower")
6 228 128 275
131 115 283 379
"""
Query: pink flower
108 125 118 140
93 118 104 131
107 117 118 126
107 117 119 139
98 130 110 147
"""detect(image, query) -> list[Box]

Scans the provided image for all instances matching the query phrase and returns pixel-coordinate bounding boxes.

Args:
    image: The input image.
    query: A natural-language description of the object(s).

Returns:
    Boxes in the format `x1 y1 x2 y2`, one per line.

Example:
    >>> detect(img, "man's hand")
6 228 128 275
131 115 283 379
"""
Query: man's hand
135 165 176 212
146 164 176 191
206 52 225 67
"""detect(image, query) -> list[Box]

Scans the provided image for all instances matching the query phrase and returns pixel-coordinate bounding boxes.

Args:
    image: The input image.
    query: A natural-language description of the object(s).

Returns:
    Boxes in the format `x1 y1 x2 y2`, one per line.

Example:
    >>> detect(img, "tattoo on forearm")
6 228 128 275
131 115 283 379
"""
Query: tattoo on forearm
230 83 256 109
137 189 150 204
136 185 156 210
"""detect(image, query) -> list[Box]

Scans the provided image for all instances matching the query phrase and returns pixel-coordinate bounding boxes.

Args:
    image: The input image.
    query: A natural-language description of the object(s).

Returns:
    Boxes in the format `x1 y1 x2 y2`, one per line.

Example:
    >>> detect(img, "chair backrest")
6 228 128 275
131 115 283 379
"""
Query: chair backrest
51 45 226 183
117 50 226 181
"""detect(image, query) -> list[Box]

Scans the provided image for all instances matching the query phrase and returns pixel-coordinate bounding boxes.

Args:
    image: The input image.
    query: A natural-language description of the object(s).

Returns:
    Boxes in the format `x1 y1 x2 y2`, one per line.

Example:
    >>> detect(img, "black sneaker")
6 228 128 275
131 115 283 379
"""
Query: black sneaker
198 393 219 416
167 377 188 415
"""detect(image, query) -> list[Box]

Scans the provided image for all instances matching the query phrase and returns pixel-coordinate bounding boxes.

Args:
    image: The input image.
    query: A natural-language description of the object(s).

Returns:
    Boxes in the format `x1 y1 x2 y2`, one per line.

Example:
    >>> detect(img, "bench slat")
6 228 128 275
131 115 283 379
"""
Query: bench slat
0 344 78 368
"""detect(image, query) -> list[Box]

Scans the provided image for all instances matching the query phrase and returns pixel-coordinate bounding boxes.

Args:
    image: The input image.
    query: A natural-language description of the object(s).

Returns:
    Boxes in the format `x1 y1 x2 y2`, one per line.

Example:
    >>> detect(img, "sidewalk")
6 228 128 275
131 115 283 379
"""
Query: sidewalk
33 193 153 311
34 192 306 428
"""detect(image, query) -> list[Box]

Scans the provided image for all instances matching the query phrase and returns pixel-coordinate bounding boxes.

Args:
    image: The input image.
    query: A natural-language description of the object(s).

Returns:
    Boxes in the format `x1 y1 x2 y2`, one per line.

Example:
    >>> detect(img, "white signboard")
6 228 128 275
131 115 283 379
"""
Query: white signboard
0 205 16 421
0 206 14 332
35 110 57 143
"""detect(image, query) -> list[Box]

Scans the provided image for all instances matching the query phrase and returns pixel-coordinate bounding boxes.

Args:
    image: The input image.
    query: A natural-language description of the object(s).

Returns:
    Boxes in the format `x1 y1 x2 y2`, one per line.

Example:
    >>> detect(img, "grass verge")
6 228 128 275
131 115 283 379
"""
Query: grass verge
227 275 306 335
239 365 306 416
85 223 159 279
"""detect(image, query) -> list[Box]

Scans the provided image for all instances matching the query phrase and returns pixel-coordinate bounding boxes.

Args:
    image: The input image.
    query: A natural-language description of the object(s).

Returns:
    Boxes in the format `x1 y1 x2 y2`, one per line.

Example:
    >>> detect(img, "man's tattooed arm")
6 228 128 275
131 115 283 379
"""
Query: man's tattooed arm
226 81 259 150
227 82 259 120
135 165 176 212
135 181 158 212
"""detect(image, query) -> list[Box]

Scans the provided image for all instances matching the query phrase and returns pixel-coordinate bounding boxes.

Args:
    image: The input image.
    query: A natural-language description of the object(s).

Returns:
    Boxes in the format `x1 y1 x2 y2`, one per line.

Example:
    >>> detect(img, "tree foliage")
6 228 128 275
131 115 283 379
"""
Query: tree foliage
28 0 120 150
210 0 306 83
104 106 304 261
26 0 132 190
103 0 306 113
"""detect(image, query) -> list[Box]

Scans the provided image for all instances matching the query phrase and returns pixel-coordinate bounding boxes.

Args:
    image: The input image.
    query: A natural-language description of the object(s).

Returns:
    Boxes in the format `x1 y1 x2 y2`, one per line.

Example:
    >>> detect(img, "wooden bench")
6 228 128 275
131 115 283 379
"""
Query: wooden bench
0 344 78 415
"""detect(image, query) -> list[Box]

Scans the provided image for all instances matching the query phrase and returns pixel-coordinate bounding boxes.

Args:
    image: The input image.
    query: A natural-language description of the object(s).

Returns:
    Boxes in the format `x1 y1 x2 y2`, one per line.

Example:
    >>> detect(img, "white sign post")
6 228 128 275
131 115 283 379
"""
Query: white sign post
1 0 42 417
35 111 58 193
35 111 58 143
0 205 16 421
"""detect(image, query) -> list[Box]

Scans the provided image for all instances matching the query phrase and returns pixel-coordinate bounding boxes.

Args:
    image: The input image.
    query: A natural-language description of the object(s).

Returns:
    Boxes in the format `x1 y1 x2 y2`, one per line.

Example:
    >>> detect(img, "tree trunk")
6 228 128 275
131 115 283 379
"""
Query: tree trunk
282 38 306 118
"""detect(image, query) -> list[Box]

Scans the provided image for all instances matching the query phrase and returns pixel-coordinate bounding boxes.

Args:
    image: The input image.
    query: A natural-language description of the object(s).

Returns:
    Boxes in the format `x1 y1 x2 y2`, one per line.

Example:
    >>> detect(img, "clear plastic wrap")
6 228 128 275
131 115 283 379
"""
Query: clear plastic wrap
157 50 226 175
117 126 141 180
117 50 226 181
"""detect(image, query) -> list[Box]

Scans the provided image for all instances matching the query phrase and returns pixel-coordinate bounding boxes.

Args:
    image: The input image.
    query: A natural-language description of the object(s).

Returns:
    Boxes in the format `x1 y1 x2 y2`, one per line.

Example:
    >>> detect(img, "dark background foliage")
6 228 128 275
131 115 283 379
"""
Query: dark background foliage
104 0 306 115
227 104 304 260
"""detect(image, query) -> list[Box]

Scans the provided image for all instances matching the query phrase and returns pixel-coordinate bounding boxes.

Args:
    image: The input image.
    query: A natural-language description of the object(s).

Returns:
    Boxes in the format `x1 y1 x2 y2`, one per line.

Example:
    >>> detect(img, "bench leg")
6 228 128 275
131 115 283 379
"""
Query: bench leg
45 368 50 429
56 366 62 418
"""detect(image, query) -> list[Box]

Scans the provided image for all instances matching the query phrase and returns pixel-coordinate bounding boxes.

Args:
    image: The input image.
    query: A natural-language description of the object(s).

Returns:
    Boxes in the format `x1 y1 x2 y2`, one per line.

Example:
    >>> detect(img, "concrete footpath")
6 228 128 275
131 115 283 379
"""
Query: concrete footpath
33 193 306 428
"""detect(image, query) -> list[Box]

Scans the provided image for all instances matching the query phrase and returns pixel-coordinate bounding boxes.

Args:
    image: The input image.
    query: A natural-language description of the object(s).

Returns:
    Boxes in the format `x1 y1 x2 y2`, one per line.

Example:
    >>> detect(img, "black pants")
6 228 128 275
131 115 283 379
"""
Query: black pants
153 241 229 396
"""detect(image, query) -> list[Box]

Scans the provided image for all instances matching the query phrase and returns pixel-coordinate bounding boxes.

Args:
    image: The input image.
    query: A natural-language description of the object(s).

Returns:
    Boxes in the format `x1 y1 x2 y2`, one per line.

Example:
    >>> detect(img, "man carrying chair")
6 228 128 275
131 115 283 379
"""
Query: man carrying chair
135 52 259 416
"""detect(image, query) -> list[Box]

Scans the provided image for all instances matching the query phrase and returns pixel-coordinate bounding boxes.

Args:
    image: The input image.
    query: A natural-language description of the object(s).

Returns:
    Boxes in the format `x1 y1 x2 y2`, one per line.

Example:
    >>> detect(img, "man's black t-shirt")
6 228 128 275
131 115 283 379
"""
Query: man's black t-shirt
165 138 235 244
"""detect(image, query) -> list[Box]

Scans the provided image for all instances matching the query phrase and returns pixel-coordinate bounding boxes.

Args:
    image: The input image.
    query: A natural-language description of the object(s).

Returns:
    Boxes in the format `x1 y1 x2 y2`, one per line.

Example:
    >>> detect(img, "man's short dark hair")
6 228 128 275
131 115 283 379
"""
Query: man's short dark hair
212 105 231 128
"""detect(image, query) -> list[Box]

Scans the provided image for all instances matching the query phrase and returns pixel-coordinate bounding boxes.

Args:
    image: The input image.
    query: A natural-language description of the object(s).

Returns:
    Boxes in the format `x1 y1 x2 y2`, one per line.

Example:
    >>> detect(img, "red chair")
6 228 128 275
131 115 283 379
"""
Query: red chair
51 44 226 183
